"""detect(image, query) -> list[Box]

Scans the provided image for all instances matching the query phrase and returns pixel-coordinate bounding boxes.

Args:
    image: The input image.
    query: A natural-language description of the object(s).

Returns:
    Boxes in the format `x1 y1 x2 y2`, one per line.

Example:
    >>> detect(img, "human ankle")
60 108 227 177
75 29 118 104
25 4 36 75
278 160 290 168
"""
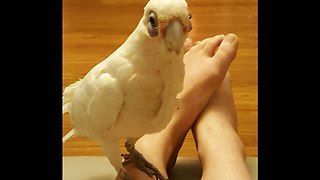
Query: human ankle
196 123 246 162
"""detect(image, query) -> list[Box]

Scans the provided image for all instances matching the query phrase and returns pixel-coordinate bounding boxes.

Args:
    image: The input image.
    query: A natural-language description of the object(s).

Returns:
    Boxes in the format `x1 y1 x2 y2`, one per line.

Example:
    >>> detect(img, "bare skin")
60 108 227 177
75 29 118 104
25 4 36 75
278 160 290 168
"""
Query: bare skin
116 33 251 180
192 75 251 180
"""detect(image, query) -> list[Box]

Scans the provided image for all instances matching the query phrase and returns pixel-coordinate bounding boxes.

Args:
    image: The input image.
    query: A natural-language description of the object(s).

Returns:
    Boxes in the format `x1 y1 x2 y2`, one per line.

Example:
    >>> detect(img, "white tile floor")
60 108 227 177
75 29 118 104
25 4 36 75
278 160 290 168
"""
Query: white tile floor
63 156 257 180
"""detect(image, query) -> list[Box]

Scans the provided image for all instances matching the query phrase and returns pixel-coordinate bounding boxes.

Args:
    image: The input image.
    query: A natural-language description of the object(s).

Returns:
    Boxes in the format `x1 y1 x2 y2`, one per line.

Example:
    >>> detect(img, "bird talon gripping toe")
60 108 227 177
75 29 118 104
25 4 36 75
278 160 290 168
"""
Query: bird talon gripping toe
121 153 168 180
122 153 135 167
119 166 132 180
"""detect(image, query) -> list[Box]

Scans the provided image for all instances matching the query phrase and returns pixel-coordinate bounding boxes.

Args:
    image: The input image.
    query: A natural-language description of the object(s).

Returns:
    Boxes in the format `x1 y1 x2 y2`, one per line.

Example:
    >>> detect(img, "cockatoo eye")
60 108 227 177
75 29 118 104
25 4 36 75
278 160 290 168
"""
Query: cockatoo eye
189 14 192 19
147 11 159 37
149 14 158 27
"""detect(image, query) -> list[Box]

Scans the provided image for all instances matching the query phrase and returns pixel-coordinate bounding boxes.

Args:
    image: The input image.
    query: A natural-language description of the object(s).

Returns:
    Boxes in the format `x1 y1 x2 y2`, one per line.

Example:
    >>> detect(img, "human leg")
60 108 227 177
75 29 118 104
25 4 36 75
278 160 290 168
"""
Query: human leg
192 76 252 180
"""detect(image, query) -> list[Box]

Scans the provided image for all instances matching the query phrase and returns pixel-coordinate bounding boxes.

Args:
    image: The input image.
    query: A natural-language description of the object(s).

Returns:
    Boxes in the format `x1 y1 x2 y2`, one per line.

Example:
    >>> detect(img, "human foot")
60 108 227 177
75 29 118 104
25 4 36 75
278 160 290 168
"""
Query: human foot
177 33 238 112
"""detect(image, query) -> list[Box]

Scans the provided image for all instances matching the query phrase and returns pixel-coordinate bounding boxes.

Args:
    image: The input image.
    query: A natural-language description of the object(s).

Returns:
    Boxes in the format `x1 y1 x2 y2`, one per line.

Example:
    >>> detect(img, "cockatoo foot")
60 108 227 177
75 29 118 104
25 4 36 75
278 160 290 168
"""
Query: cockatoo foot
124 142 169 180
119 166 132 180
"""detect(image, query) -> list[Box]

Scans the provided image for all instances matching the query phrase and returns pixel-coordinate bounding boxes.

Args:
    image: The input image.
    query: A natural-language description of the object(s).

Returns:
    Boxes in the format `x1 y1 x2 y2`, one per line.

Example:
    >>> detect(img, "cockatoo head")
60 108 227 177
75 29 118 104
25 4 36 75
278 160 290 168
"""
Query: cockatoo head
142 0 192 54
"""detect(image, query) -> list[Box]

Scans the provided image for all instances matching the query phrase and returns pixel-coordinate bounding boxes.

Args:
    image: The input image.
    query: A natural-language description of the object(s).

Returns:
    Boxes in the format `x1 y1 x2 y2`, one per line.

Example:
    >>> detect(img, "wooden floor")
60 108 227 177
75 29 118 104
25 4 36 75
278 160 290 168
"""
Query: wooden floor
63 0 257 157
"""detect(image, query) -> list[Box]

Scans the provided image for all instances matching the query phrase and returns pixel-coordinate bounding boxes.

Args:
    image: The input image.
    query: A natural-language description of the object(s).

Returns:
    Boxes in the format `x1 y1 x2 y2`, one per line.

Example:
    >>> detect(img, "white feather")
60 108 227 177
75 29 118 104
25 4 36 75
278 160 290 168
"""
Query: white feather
62 0 191 176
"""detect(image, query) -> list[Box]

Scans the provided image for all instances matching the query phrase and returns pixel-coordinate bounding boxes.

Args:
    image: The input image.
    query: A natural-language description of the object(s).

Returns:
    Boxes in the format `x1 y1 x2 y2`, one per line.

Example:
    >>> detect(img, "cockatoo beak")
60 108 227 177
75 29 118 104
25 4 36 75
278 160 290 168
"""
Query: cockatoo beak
164 20 184 55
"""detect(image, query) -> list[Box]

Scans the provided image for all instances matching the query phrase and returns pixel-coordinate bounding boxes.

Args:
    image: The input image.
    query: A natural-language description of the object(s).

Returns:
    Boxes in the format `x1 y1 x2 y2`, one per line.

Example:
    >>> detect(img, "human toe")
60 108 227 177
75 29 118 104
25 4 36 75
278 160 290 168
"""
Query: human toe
213 33 238 61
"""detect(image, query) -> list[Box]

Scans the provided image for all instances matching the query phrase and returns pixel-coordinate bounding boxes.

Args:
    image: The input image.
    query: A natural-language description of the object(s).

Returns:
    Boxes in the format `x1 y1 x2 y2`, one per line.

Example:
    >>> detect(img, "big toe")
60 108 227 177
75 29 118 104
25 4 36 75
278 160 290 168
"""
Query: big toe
183 37 194 52
213 33 238 61
211 33 239 72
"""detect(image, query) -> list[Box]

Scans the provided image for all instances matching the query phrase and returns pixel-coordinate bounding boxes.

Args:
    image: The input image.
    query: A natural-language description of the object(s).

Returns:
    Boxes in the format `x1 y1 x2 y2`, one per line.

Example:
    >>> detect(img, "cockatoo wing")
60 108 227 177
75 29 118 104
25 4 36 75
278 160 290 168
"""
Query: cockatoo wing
63 56 135 174
63 56 131 141
63 80 81 114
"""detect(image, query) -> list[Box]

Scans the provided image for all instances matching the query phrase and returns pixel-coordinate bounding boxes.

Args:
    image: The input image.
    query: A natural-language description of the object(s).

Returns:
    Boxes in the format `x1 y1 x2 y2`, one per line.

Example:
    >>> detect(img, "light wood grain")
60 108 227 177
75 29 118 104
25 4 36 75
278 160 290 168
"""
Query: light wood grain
63 0 257 157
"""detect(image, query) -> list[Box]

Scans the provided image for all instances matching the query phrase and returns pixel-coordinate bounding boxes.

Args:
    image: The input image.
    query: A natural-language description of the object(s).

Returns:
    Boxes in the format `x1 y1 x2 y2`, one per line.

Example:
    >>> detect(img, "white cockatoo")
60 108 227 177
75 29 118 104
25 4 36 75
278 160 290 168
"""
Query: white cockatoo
63 0 192 179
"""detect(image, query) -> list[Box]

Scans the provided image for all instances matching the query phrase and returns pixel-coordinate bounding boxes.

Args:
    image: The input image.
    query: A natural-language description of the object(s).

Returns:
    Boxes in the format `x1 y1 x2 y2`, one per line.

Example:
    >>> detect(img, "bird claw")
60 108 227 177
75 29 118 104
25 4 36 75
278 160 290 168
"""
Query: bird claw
118 166 132 180
121 153 168 180
122 153 135 167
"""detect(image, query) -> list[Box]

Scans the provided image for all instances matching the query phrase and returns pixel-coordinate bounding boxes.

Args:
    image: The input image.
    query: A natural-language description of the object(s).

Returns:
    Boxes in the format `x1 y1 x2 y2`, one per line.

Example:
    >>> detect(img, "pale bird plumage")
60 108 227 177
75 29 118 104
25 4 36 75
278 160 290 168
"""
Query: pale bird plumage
62 0 192 178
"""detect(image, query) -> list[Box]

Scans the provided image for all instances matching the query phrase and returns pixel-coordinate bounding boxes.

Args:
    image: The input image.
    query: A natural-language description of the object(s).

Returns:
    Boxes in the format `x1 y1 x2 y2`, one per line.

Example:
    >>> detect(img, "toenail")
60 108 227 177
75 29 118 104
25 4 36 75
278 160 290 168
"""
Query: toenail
224 34 236 44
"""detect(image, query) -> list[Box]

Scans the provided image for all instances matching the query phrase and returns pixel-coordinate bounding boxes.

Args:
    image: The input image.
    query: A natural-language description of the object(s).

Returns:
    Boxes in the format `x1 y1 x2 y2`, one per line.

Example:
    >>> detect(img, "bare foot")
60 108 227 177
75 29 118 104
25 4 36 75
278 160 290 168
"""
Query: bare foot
183 37 193 52
179 33 238 104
